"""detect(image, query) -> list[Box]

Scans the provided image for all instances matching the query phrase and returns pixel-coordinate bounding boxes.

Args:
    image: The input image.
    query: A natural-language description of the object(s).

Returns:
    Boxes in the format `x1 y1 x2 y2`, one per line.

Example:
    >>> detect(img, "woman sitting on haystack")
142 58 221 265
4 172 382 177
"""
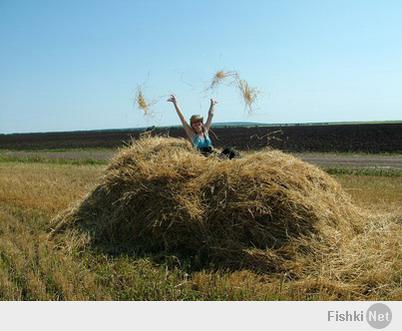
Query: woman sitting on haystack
167 94 239 159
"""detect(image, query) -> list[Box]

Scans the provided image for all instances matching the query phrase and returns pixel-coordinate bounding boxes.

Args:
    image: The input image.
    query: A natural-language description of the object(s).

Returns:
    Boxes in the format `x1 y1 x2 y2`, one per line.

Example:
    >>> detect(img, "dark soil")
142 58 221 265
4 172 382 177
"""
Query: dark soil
0 123 401 153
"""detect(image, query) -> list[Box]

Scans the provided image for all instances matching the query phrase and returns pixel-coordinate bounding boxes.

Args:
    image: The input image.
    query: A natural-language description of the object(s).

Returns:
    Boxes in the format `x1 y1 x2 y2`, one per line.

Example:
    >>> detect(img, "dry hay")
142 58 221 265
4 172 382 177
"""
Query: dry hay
134 86 162 116
208 70 239 89
50 136 402 298
51 137 402 300
208 70 259 113
134 69 259 116
51 136 390 277
237 79 259 114
134 87 150 114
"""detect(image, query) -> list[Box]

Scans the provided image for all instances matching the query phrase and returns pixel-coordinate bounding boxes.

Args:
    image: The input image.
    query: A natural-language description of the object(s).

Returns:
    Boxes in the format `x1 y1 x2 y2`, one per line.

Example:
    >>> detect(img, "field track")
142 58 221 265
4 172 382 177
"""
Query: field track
295 153 402 169
1 149 402 169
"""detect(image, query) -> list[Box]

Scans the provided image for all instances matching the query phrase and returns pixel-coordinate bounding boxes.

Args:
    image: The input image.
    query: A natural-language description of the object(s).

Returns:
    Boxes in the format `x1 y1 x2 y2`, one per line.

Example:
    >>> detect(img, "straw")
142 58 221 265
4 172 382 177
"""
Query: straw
135 87 150 115
208 70 259 113
51 136 368 275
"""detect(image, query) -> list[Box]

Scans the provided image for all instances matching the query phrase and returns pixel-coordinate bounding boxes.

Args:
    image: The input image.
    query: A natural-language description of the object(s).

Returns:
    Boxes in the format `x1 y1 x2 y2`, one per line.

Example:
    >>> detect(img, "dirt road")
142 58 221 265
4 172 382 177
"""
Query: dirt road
1 149 402 169
293 153 402 169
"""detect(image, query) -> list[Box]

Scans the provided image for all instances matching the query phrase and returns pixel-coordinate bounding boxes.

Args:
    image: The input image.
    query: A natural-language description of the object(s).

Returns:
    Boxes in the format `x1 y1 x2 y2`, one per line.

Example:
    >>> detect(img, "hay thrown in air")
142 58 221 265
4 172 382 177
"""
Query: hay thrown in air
135 87 150 115
208 70 239 89
208 70 259 113
237 79 259 113
51 136 369 275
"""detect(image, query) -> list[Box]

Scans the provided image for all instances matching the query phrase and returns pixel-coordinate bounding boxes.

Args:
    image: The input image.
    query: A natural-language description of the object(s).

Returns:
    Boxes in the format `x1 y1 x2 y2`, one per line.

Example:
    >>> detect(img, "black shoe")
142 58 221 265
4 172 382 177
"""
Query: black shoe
220 147 240 159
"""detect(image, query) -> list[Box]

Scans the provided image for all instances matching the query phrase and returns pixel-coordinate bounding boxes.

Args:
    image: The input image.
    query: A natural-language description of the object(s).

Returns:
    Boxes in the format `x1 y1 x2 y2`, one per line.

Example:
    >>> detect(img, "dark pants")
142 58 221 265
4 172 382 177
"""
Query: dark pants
199 146 240 159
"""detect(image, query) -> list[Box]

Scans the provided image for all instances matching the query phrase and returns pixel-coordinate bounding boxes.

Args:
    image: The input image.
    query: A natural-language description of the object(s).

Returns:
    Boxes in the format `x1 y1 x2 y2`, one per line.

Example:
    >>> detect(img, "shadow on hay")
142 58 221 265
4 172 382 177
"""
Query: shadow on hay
50 137 362 273
52 185 318 273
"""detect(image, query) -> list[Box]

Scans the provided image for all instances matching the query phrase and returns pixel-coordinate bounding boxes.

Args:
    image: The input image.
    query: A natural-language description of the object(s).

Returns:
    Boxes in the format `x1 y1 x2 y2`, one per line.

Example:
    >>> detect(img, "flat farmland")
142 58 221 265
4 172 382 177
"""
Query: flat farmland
1 148 402 171
0 123 401 301
0 157 400 300
1 122 401 152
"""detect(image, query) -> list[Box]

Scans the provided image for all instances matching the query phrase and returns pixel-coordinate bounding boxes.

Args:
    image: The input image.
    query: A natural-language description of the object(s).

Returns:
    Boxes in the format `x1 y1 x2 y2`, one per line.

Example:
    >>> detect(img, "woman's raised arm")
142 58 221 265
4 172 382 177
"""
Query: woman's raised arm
167 95 194 140
204 98 217 131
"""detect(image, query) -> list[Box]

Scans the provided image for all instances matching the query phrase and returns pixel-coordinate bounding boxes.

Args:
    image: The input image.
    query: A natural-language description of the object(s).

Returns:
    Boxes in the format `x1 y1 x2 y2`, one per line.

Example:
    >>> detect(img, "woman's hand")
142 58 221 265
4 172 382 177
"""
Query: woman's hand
167 94 177 104
209 99 218 113
205 99 216 129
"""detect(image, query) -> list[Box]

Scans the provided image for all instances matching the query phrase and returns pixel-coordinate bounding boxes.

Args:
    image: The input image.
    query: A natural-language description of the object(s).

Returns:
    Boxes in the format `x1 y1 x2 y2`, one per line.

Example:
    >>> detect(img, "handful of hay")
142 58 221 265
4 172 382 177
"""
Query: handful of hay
237 79 259 113
51 136 364 273
134 86 162 116
209 70 239 89
208 70 260 113
135 87 150 115
133 68 259 117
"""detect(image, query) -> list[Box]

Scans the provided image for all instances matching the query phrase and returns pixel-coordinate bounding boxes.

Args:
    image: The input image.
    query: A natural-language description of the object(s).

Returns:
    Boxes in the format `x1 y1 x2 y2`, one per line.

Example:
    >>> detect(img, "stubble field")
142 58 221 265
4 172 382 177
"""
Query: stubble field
0 147 400 300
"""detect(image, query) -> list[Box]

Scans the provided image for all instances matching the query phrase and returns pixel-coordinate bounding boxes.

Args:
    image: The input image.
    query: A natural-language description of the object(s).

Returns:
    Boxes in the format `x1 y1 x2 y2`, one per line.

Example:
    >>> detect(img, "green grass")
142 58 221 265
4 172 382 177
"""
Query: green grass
0 155 108 166
1 154 401 177
325 167 402 177
0 147 114 153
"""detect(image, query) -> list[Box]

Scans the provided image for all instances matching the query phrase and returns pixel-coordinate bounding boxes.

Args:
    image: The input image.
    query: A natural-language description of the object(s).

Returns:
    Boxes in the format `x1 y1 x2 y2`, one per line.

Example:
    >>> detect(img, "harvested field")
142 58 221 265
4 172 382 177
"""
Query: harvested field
0 146 400 300
2 149 402 170
47 137 401 300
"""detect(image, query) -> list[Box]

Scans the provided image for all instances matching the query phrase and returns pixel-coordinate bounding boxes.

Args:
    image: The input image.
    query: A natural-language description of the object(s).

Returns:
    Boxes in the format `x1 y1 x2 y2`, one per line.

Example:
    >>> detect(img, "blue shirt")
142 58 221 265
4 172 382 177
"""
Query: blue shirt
192 132 213 149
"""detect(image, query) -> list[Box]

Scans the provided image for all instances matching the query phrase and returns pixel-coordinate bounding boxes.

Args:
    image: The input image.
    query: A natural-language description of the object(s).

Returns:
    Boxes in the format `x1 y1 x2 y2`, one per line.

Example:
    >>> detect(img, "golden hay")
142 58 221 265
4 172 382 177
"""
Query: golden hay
208 70 259 112
209 70 239 89
51 136 371 274
237 79 259 113
135 87 149 114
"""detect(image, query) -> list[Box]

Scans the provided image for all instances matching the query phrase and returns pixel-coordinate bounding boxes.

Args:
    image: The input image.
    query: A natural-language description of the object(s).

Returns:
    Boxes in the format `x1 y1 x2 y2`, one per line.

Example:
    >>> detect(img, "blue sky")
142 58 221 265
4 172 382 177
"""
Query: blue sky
1 0 402 133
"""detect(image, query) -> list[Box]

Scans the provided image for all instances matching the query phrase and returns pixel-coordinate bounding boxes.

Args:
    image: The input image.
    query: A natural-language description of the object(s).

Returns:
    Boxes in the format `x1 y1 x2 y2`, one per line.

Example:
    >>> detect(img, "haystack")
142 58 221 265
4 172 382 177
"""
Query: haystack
51 136 363 272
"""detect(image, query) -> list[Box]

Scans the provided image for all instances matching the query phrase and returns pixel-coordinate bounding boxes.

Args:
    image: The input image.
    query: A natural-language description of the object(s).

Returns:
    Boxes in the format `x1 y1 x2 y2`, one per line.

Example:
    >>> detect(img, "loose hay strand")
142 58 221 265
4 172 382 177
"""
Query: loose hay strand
209 70 240 89
134 69 260 117
135 87 149 115
134 86 165 117
208 69 259 113
237 78 259 114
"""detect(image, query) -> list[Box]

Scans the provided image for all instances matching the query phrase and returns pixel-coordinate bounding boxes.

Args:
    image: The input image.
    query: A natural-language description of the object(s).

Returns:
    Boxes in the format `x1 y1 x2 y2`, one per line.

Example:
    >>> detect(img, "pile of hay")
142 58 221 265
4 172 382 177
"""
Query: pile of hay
51 136 364 272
